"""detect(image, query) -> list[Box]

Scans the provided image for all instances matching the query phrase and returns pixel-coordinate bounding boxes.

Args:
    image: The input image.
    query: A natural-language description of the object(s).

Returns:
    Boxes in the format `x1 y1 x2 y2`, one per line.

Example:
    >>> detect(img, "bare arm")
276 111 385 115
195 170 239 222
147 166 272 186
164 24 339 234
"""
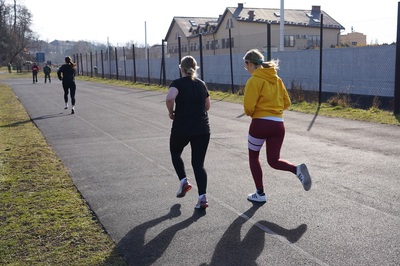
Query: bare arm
205 96 211 111
166 87 179 120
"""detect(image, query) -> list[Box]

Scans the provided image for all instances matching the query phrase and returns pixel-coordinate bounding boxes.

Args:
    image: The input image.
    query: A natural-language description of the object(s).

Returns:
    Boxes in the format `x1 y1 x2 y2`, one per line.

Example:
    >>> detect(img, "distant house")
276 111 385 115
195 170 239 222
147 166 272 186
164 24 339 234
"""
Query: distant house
48 40 76 55
340 31 367 46
165 3 345 57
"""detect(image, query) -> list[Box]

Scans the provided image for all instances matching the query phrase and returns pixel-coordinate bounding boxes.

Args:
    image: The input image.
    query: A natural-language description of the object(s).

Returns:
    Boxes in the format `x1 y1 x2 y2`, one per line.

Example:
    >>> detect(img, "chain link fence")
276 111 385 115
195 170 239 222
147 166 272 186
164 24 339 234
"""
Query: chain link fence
73 43 396 111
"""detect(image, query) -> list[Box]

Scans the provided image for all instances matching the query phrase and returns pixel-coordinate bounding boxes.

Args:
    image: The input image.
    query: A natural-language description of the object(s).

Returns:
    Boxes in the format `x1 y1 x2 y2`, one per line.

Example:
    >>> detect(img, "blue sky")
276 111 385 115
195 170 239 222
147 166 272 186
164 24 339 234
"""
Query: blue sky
20 0 398 46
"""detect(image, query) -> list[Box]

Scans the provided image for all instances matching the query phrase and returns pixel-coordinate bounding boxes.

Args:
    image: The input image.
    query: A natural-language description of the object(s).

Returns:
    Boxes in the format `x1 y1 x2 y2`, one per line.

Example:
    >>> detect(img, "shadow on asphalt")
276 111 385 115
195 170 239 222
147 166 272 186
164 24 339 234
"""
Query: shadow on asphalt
114 204 206 265
0 113 69 128
111 202 307 266
199 203 307 266
307 104 321 131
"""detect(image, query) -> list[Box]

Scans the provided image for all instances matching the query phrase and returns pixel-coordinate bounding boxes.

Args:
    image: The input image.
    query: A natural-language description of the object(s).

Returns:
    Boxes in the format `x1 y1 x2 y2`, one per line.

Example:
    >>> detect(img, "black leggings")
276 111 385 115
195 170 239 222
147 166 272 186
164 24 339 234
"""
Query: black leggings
32 72 38 82
170 133 210 195
62 81 76 106
45 74 51 83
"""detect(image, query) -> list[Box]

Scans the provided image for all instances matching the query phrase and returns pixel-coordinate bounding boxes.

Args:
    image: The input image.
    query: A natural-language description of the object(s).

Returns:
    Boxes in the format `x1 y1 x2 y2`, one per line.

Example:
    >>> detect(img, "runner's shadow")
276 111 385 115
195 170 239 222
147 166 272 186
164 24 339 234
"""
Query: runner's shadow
257 221 307 244
31 113 69 121
0 113 68 127
202 203 307 266
115 204 206 266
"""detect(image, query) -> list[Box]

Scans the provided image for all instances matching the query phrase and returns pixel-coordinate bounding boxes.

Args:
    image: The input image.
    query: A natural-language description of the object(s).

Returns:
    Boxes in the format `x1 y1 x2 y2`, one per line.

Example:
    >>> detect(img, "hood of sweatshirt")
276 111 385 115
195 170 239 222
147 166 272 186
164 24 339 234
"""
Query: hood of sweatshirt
252 67 279 84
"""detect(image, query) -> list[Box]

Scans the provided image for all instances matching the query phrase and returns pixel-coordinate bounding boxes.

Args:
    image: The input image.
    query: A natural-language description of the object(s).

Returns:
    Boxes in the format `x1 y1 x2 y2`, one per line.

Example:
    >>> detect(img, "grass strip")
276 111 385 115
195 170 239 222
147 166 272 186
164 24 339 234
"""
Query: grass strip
77 76 400 126
0 83 126 265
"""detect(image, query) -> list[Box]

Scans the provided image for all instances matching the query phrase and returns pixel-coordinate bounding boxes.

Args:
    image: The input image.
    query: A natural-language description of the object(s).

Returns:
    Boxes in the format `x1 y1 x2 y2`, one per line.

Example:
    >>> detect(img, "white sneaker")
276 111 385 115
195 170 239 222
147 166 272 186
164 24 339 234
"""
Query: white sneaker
195 194 208 209
247 192 266 203
176 178 192 198
297 164 312 191
64 103 68 109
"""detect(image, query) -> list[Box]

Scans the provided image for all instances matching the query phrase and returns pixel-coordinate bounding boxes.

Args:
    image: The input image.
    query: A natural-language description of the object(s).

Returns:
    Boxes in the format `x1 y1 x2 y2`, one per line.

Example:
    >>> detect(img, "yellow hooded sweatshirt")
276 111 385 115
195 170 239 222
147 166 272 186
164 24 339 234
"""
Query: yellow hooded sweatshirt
243 67 291 119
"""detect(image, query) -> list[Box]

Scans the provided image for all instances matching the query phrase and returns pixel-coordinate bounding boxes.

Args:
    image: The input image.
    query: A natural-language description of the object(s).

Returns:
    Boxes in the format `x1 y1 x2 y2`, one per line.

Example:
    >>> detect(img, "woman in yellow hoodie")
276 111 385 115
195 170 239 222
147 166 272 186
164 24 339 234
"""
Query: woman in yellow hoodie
243 49 312 203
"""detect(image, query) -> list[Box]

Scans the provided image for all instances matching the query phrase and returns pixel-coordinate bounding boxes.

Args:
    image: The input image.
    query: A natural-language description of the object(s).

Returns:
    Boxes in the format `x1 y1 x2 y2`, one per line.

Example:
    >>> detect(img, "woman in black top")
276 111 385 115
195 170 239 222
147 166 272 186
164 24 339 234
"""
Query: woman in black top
166 56 211 209
57 56 77 114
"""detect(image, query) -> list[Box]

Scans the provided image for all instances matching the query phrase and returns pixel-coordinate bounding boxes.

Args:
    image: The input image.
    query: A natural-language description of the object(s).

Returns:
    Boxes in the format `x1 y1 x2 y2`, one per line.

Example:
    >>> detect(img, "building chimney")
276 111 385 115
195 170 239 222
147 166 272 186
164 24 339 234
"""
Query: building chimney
248 10 255 20
238 3 243 9
311 5 321 16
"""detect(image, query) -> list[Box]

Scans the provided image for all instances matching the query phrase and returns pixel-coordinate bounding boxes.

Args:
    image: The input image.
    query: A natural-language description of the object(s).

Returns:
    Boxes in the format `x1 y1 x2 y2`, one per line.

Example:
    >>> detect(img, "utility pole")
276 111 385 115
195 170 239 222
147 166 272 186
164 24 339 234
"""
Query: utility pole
279 0 284 51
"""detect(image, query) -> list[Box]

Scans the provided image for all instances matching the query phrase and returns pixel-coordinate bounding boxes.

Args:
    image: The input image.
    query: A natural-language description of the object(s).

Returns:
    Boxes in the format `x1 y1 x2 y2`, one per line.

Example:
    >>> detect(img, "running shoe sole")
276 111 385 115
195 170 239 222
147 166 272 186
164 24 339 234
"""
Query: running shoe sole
195 202 209 209
176 183 192 198
299 164 312 191
247 193 266 203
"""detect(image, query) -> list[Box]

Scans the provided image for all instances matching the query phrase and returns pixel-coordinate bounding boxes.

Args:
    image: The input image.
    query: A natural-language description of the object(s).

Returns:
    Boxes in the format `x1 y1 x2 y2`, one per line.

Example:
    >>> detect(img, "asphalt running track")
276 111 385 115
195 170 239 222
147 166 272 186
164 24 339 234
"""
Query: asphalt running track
5 78 400 266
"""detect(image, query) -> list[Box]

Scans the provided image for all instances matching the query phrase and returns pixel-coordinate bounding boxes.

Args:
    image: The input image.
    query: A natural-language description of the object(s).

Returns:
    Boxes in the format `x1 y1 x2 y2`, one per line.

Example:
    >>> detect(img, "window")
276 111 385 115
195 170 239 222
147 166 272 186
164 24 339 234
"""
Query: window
226 18 234 29
284 35 295 47
206 41 210 50
307 35 320 47
222 39 226 49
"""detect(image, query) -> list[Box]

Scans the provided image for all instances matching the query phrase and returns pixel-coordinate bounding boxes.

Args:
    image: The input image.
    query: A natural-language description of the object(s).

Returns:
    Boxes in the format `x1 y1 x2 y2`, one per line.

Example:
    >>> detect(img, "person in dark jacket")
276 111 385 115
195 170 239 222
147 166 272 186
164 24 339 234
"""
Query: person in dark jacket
44 63 52 83
166 55 211 209
57 56 77 114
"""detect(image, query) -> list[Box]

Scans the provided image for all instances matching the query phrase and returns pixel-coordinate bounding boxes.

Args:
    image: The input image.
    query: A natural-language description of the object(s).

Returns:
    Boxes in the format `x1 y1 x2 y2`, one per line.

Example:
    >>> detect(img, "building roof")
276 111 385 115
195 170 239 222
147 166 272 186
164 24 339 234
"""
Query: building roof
224 5 344 29
165 17 219 40
165 4 344 41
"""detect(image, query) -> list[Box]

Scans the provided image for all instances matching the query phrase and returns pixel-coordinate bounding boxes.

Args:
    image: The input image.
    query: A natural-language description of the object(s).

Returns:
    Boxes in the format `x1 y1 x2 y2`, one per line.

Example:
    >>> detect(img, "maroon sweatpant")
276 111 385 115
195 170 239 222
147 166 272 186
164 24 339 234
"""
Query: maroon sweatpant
248 118 296 190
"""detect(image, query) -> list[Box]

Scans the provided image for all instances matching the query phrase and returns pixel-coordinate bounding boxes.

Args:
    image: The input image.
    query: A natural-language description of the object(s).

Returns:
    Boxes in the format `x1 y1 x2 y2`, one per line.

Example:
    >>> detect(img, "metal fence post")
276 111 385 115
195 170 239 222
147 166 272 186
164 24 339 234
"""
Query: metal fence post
178 36 182 77
199 34 204 81
394 2 400 115
319 14 324 106
101 50 104 79
115 47 119 80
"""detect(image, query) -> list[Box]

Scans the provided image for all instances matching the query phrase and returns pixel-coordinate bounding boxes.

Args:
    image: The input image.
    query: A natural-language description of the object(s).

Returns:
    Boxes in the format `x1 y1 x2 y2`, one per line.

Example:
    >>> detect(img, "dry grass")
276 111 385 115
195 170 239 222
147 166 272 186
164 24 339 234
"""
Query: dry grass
0 81 126 265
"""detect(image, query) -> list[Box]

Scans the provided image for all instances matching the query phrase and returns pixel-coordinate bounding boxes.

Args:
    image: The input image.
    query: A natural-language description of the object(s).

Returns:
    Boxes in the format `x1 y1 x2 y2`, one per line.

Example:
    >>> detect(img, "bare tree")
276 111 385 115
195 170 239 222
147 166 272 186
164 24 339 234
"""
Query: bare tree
0 0 34 66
